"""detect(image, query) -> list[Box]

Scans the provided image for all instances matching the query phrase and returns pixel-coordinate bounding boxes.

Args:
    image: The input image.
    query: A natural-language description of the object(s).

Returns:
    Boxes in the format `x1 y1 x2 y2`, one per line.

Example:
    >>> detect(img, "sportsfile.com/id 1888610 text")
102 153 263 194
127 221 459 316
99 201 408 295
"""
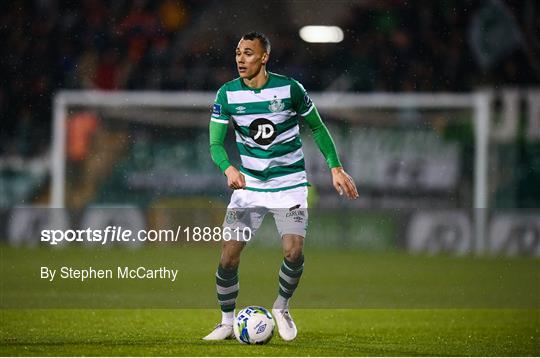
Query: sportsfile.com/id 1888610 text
40 226 252 245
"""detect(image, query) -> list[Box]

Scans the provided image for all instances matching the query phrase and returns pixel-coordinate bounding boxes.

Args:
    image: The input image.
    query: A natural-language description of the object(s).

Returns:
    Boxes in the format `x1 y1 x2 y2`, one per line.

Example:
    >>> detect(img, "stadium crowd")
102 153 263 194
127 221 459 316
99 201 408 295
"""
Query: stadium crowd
1 0 537 156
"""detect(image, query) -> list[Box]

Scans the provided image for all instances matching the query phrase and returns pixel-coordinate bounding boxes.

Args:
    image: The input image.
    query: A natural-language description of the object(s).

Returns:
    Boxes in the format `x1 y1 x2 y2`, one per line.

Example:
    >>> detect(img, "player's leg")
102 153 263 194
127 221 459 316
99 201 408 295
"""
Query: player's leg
274 234 304 309
272 234 304 341
217 240 245 323
203 195 267 340
203 240 245 340
270 187 308 341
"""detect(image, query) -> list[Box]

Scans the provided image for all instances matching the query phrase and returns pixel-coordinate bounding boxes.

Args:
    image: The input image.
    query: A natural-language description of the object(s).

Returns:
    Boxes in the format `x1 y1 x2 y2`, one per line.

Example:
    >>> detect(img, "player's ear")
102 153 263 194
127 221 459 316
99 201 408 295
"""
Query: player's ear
262 52 269 65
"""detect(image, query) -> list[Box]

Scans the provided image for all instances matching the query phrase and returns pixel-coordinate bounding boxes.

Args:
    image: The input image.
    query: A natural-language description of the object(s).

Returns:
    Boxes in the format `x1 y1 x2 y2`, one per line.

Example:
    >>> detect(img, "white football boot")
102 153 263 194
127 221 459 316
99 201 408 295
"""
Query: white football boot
202 323 234 340
272 308 297 341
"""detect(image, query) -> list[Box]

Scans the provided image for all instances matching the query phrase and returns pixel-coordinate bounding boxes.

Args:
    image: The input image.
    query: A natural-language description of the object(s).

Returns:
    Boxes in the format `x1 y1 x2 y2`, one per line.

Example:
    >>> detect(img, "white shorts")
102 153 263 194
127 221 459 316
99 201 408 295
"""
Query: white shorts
223 186 308 241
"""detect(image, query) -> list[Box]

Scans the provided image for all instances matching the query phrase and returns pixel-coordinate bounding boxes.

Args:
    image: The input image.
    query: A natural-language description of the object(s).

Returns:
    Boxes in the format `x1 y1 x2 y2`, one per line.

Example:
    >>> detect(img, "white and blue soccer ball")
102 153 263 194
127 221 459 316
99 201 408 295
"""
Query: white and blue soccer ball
233 306 275 344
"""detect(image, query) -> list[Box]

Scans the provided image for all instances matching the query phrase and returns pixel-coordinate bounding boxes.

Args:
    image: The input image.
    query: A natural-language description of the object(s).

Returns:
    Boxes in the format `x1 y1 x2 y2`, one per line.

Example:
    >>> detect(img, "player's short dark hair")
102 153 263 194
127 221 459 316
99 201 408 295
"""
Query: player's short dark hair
241 31 271 53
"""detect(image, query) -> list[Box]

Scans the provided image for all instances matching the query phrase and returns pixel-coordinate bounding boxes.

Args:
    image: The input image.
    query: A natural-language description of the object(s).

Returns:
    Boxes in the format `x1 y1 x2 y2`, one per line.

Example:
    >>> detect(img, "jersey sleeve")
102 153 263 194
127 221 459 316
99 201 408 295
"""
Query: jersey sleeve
210 87 230 124
209 86 231 173
304 106 342 169
291 79 315 117
209 120 231 173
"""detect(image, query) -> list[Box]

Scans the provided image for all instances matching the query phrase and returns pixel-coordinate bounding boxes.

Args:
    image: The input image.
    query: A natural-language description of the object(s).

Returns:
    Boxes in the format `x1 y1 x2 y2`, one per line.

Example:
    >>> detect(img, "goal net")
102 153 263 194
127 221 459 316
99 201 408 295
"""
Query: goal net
50 90 491 253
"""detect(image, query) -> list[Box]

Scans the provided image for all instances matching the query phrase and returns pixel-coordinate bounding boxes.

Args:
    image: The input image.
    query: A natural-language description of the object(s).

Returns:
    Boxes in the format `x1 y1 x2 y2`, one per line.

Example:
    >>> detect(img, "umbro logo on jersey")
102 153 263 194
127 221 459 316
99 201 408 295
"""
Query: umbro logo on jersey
235 106 246 113
249 118 277 145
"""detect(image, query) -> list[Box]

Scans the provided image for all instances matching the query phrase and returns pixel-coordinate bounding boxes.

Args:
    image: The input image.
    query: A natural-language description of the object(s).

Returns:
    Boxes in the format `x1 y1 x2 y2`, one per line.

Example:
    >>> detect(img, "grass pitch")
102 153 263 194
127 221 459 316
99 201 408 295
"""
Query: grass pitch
0 245 538 355
1 309 538 356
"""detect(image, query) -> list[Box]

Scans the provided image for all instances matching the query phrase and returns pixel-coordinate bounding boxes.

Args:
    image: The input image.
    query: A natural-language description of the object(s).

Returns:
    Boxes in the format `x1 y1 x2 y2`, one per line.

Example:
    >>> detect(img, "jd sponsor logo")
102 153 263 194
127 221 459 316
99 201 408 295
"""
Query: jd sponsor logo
249 118 277 145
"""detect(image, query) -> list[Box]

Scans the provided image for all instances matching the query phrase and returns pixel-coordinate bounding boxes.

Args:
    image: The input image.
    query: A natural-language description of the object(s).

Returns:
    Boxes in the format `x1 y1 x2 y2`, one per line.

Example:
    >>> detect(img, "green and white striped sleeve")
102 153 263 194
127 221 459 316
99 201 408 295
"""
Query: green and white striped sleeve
291 79 315 117
209 87 231 173
291 79 342 169
210 87 230 124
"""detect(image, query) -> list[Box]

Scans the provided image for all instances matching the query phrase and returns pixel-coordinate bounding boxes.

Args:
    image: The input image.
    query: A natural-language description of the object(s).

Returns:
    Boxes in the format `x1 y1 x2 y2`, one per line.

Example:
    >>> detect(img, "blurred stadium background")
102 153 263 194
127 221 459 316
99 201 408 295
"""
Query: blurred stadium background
1 2 539 355
1 0 539 256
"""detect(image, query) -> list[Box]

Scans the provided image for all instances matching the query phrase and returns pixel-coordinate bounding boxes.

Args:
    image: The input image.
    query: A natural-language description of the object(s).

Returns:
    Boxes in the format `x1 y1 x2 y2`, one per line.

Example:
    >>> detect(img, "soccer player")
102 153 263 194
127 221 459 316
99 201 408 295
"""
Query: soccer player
204 32 358 341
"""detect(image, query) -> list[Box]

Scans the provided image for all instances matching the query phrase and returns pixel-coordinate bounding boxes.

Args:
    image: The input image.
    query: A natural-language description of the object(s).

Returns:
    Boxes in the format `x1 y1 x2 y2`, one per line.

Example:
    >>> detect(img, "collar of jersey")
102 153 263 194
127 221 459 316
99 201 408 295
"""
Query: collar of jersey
239 72 273 93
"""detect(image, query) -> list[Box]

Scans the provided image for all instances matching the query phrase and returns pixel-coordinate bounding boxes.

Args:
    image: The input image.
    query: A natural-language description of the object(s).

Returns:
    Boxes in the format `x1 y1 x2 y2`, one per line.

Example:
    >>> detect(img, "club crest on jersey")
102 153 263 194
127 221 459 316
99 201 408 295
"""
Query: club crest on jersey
226 210 237 224
249 118 277 145
268 96 285 113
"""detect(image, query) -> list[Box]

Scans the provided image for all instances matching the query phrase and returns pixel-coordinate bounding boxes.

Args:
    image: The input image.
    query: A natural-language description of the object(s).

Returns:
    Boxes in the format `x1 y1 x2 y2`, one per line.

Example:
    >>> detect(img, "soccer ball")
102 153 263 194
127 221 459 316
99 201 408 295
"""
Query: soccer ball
233 306 275 344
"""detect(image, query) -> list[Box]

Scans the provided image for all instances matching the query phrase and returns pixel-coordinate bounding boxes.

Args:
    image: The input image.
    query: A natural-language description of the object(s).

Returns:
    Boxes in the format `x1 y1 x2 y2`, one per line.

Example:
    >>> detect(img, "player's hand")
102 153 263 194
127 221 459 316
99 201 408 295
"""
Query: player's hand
331 167 359 199
224 166 246 190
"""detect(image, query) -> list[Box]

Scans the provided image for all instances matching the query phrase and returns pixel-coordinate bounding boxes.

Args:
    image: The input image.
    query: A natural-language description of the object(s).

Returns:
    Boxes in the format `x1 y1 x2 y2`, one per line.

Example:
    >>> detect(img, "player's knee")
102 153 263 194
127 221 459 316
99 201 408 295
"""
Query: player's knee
219 253 240 270
219 252 240 270
282 234 304 263
285 249 303 263
220 241 244 269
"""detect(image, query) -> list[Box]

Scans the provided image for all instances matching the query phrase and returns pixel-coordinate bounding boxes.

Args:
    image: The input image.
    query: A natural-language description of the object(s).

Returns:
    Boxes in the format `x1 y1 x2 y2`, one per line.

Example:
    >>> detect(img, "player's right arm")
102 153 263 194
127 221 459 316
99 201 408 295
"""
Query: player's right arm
209 87 245 190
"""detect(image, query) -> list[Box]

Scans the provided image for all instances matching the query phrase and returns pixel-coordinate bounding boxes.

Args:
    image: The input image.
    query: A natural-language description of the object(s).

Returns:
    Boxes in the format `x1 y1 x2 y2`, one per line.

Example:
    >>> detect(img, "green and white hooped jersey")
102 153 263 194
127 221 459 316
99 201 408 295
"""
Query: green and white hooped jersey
211 72 315 192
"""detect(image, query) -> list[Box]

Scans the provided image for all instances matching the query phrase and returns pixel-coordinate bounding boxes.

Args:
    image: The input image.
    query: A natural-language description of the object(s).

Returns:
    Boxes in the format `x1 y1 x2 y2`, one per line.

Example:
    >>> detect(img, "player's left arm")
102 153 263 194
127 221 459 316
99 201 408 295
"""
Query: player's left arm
303 107 359 199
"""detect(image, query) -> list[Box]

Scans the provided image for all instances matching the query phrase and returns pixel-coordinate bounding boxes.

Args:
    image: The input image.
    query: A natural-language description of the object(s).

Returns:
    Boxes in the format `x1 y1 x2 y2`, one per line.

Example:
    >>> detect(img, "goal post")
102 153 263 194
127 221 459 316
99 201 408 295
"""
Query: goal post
51 90 492 253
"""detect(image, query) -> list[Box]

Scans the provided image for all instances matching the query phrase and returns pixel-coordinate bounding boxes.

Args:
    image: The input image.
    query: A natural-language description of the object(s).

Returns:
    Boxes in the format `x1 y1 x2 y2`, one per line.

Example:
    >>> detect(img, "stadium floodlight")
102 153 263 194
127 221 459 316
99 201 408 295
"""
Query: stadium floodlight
299 26 344 43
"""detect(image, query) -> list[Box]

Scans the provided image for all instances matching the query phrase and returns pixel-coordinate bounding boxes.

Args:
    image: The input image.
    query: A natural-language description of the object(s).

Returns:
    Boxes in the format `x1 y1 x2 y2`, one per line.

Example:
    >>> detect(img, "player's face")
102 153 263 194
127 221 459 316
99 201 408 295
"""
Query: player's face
236 38 268 79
